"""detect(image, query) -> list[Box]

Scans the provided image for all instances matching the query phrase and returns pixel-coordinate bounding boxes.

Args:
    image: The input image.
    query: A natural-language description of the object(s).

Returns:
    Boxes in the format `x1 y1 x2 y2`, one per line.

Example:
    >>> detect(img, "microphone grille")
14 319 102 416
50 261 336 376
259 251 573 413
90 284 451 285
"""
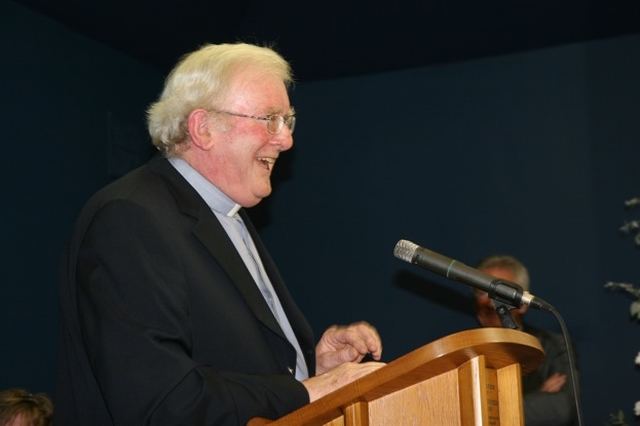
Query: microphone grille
393 239 418 263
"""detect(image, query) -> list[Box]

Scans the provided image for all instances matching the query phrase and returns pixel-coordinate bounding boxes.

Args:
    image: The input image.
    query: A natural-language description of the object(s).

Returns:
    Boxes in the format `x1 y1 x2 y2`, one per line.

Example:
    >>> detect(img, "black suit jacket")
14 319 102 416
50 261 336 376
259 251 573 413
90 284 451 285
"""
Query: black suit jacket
56 155 316 425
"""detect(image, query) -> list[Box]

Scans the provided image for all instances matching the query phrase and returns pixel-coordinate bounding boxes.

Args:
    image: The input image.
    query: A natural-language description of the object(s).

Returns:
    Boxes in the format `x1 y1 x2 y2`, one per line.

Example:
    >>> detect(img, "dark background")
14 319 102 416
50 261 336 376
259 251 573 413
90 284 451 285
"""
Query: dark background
2 0 640 423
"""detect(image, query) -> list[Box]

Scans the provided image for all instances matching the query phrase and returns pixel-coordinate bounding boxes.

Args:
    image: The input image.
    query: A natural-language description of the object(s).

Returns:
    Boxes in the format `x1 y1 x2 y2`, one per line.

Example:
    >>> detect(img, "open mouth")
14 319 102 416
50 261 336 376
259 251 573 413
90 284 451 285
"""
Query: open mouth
257 157 275 170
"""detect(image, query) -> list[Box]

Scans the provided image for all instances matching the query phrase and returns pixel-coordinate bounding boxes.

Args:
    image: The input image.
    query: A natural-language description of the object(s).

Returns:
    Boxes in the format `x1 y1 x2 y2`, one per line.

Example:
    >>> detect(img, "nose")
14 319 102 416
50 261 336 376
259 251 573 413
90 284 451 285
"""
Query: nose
271 127 294 152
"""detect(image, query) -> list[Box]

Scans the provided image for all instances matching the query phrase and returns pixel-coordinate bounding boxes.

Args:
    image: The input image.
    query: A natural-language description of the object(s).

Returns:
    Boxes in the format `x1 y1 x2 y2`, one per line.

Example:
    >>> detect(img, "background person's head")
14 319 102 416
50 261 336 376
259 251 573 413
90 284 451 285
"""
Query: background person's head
0 388 53 426
473 255 530 328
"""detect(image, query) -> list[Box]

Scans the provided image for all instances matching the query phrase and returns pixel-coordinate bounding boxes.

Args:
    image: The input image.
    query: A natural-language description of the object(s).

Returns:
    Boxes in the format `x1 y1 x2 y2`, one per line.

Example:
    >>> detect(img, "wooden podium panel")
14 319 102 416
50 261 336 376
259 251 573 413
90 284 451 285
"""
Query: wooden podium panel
248 328 544 426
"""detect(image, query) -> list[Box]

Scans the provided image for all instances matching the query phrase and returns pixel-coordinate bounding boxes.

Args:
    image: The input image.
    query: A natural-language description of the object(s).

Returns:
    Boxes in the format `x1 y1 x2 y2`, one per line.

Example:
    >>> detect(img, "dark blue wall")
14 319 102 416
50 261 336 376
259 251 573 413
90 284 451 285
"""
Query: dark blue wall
3 0 640 422
259 37 640 422
1 0 163 397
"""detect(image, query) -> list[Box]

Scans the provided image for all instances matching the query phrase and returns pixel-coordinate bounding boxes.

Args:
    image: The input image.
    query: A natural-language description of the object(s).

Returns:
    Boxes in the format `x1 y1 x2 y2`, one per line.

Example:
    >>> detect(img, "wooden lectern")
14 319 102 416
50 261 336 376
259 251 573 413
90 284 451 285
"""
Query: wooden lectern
248 328 544 426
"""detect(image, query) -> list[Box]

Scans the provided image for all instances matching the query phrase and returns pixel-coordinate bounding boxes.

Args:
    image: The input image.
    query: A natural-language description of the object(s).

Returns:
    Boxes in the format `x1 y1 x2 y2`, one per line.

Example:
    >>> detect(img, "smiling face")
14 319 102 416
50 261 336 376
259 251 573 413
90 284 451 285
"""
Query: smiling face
186 68 294 207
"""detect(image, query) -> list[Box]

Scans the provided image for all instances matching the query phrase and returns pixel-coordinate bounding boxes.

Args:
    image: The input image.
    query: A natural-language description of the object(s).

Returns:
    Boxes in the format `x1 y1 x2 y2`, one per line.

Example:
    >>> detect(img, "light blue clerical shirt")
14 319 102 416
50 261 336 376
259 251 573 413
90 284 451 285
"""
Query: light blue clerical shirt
169 157 309 381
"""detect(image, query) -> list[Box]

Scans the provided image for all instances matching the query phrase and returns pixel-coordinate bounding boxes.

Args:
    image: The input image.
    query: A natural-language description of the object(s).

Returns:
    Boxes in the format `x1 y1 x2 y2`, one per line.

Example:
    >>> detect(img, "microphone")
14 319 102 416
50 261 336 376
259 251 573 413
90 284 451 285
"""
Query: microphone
393 239 553 311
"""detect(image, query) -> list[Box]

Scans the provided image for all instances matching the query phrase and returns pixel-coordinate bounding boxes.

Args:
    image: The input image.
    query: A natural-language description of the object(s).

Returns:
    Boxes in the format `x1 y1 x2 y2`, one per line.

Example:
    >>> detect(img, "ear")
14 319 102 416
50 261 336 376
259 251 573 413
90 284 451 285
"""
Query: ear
187 109 215 150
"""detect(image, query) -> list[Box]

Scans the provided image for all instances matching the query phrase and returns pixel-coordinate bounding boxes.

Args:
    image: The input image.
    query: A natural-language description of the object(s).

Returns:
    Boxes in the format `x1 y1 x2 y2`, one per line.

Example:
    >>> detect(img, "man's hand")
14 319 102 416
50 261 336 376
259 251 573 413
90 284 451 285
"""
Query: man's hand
302 359 385 402
315 321 383 375
539 372 567 393
302 321 385 402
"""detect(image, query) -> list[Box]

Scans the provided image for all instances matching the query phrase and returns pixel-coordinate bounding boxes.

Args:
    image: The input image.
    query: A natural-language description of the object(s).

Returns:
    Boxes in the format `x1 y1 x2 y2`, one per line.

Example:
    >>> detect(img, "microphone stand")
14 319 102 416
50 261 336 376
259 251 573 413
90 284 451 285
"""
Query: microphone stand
492 299 518 329
490 295 584 426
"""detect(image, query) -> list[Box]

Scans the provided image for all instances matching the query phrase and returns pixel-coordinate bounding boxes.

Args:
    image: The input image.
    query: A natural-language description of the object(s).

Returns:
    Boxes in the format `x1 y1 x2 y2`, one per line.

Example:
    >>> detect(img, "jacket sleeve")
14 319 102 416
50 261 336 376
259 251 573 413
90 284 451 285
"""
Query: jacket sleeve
523 330 578 426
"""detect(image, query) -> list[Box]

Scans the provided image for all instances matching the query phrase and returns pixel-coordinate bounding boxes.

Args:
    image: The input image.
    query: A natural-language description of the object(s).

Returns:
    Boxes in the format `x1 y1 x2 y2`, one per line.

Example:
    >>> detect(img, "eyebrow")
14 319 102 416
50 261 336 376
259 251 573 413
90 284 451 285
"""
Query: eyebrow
262 106 295 117
272 107 295 117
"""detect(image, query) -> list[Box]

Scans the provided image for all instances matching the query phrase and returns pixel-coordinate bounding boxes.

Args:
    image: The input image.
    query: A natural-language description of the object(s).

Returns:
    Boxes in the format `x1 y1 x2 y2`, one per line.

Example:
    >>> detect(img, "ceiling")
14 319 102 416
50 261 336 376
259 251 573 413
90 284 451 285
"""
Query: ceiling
13 0 640 83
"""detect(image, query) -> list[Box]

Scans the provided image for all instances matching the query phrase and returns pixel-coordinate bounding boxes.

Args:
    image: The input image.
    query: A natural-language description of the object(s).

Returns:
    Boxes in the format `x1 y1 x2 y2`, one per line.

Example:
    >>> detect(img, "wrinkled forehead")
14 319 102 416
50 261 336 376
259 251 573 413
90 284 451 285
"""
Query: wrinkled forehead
223 69 292 113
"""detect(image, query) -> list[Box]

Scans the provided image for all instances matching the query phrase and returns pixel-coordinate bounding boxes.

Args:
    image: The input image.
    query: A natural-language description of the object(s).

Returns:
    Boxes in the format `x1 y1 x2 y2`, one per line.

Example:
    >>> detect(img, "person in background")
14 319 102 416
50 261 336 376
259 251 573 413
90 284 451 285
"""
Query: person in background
473 255 578 426
56 42 384 425
0 388 53 426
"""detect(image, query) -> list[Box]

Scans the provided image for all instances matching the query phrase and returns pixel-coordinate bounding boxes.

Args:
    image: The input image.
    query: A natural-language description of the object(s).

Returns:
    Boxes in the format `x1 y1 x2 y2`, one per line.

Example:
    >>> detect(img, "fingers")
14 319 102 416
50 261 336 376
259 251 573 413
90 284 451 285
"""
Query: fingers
350 321 383 360
303 361 386 402
320 321 383 359
315 322 383 374
316 322 382 374
539 372 567 393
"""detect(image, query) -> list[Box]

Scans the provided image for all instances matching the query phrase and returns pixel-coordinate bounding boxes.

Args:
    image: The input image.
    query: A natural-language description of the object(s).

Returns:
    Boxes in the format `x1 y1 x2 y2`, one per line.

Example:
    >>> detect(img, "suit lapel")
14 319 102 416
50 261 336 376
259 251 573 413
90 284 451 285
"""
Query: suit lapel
148 157 287 341
241 210 316 372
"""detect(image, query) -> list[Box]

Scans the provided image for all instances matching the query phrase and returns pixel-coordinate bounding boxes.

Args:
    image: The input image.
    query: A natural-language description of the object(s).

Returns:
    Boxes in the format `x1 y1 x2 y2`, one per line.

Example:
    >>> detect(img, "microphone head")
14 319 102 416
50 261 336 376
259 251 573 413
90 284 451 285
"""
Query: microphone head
394 239 418 263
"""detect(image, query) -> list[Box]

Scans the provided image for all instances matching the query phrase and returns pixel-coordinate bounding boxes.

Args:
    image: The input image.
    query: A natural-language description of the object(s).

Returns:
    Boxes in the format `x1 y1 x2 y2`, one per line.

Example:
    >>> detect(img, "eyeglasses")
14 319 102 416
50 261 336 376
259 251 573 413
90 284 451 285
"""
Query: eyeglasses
211 110 296 135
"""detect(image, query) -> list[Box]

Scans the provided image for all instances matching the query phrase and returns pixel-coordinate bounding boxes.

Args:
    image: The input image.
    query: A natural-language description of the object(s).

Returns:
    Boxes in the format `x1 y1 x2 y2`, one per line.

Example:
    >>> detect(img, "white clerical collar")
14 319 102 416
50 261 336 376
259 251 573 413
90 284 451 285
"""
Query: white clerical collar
227 203 242 217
